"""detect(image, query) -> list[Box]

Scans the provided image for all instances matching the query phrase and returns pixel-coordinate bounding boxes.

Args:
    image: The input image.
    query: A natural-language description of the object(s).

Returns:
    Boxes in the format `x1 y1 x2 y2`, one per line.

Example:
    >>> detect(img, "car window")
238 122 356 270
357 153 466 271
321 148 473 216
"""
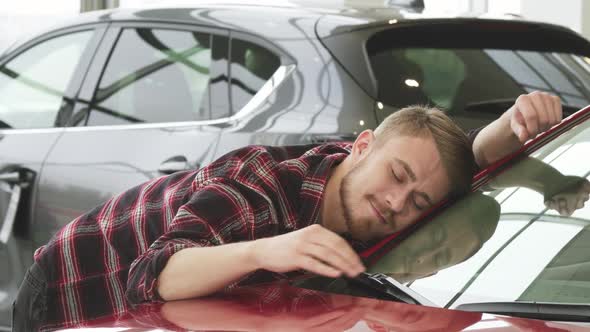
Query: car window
369 48 590 131
230 38 280 114
88 28 218 126
209 34 230 120
0 31 93 129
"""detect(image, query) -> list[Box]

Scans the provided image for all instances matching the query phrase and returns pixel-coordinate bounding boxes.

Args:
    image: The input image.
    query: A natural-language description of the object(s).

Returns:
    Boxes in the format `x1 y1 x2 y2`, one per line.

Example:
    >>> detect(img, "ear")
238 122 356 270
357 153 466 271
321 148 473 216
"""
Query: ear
351 129 376 163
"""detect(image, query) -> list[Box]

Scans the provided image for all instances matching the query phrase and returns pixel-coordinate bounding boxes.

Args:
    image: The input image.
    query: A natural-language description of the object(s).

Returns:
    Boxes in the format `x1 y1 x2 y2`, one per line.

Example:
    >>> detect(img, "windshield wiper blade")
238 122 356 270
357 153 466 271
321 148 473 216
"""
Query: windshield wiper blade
292 272 436 306
349 272 436 307
456 301 590 322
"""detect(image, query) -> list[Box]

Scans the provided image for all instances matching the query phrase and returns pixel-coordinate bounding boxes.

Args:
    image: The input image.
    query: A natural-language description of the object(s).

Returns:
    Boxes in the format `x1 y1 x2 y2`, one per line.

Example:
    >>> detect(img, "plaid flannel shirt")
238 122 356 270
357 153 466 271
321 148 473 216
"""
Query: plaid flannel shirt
33 142 351 330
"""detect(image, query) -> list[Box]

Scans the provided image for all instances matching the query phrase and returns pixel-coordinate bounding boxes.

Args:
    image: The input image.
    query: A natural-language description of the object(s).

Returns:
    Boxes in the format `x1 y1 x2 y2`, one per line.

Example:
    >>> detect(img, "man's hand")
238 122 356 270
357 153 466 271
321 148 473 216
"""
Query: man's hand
545 176 590 216
157 224 363 301
252 224 365 278
507 91 562 143
473 91 563 168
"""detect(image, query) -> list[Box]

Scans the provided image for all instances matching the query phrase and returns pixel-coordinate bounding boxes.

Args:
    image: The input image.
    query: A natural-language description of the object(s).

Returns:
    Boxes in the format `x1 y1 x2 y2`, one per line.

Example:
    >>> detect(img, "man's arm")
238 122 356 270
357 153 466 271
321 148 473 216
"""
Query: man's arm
472 91 562 168
157 224 365 301
126 180 365 304
487 156 590 216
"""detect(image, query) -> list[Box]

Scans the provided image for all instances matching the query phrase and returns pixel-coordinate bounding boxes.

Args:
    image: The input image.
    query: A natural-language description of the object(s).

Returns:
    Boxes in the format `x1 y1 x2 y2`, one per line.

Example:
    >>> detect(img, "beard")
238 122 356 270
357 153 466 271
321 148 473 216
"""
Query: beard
339 155 396 243
339 161 363 239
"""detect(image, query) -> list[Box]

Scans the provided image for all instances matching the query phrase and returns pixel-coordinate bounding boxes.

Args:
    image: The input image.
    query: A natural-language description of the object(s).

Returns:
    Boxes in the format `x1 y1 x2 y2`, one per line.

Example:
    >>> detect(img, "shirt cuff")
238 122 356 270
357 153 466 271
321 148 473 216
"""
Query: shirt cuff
125 239 208 304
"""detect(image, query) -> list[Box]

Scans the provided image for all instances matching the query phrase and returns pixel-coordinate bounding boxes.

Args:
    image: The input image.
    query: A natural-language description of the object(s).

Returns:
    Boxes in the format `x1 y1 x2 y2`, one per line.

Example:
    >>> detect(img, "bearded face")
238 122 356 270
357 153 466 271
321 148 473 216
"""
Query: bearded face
337 135 450 242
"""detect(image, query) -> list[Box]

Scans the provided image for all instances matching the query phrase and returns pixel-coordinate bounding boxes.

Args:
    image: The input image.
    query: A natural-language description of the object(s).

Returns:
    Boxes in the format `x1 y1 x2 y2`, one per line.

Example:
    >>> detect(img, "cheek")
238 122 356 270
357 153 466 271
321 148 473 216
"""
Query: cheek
397 210 422 229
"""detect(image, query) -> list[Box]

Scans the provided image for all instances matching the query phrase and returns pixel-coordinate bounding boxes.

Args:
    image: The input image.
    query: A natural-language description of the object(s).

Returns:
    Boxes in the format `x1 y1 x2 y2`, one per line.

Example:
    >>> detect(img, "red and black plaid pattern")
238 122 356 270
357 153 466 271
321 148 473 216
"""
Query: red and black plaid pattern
32 143 351 330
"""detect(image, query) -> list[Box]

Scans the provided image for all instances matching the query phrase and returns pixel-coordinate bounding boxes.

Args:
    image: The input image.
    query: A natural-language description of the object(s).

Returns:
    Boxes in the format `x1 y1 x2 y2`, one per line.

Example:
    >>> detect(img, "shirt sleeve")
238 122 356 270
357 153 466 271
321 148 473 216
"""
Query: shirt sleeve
125 180 258 304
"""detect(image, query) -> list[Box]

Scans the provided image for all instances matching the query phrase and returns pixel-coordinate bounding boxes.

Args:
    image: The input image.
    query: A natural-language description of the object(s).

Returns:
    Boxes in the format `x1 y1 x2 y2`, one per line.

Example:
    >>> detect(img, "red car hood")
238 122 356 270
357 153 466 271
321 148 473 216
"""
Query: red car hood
57 280 590 331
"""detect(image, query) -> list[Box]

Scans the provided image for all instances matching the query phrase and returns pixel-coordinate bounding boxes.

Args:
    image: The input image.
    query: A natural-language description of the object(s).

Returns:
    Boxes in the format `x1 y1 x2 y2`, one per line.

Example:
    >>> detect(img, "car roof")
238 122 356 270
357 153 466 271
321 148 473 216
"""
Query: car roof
29 3 400 34
29 2 578 41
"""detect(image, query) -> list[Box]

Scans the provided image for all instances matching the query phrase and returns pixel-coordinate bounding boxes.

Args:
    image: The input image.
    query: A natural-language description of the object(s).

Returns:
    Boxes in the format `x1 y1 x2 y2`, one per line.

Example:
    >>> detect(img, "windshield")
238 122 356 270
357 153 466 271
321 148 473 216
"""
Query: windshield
366 108 590 308
370 48 590 131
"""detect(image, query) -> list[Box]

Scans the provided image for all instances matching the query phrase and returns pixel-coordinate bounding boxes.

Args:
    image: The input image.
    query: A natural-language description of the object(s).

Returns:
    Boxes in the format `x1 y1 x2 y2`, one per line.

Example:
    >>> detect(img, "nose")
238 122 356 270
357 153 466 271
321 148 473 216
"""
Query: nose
385 191 407 214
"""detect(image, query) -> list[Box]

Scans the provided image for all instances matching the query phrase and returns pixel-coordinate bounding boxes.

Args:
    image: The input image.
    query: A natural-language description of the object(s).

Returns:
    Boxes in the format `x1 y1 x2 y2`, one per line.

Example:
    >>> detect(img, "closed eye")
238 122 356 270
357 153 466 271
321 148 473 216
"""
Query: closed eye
413 193 431 210
392 169 402 182
413 197 425 210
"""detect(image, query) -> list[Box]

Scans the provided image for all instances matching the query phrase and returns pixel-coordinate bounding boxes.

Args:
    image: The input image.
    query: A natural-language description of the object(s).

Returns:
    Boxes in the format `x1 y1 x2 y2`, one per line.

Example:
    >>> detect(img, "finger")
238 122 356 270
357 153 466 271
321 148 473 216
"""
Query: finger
545 93 561 128
531 92 550 131
299 256 342 278
545 94 560 126
576 197 585 209
520 93 541 135
551 95 563 123
511 109 530 143
303 243 361 277
544 92 560 129
308 227 365 270
565 200 574 216
558 198 568 216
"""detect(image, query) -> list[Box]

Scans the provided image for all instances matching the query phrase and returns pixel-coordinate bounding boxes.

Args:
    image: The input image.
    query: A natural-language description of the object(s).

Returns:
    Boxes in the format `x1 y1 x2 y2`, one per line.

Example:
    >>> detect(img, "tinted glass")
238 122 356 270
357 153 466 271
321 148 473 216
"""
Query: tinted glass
230 38 280 113
367 114 590 307
370 48 590 131
0 31 93 129
210 35 230 119
88 28 216 126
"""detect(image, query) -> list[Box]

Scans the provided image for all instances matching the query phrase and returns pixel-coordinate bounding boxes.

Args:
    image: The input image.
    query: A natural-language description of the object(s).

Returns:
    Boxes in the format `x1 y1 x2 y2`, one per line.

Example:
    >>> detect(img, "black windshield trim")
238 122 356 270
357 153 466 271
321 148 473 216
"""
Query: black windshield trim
456 301 590 322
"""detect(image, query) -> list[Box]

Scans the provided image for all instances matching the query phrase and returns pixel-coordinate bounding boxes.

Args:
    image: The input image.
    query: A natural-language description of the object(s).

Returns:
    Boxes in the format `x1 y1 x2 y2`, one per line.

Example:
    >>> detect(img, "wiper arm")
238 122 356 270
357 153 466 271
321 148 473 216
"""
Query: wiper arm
292 272 436 306
0 119 11 129
456 301 590 322
349 272 436 307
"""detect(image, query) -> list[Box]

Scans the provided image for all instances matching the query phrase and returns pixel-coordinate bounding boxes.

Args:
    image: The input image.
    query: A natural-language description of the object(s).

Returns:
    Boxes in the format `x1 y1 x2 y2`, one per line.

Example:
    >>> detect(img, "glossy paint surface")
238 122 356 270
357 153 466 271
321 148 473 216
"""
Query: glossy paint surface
57 281 590 331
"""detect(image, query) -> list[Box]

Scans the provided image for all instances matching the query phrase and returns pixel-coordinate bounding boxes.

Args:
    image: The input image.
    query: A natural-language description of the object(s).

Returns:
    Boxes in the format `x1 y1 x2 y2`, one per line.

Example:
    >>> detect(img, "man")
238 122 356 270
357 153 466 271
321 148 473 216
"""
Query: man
13 91 561 331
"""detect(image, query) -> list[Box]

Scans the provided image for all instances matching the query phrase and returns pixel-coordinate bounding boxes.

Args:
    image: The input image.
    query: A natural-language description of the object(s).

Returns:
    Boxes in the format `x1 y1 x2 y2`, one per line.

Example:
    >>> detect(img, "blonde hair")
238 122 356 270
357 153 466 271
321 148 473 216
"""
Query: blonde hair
373 106 476 198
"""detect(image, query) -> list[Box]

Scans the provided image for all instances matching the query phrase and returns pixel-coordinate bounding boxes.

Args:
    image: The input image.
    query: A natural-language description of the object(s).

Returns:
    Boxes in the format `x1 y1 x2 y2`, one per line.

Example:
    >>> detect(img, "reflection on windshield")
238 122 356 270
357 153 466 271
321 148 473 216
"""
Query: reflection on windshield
388 117 590 308
369 192 500 283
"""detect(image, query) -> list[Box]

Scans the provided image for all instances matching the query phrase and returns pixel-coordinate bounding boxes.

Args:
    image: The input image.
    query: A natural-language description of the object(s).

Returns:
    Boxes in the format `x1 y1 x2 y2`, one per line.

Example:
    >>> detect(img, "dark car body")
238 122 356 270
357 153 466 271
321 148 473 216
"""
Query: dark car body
3 2 590 329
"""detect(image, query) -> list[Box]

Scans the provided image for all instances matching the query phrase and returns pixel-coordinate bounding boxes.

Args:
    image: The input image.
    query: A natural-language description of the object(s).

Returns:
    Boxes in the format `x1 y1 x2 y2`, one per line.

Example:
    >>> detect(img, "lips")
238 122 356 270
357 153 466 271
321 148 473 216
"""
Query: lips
370 201 388 225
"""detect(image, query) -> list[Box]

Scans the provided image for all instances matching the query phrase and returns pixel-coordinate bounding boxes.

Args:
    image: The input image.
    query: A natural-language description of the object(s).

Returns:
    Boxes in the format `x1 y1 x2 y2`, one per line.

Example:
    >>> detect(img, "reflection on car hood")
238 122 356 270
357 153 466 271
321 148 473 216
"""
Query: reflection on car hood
55 280 590 331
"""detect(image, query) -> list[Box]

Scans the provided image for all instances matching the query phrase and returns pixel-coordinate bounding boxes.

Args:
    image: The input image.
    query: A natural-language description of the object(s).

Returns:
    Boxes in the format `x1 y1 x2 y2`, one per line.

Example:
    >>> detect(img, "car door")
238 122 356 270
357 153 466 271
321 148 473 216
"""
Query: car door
0 26 102 328
35 23 231 246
